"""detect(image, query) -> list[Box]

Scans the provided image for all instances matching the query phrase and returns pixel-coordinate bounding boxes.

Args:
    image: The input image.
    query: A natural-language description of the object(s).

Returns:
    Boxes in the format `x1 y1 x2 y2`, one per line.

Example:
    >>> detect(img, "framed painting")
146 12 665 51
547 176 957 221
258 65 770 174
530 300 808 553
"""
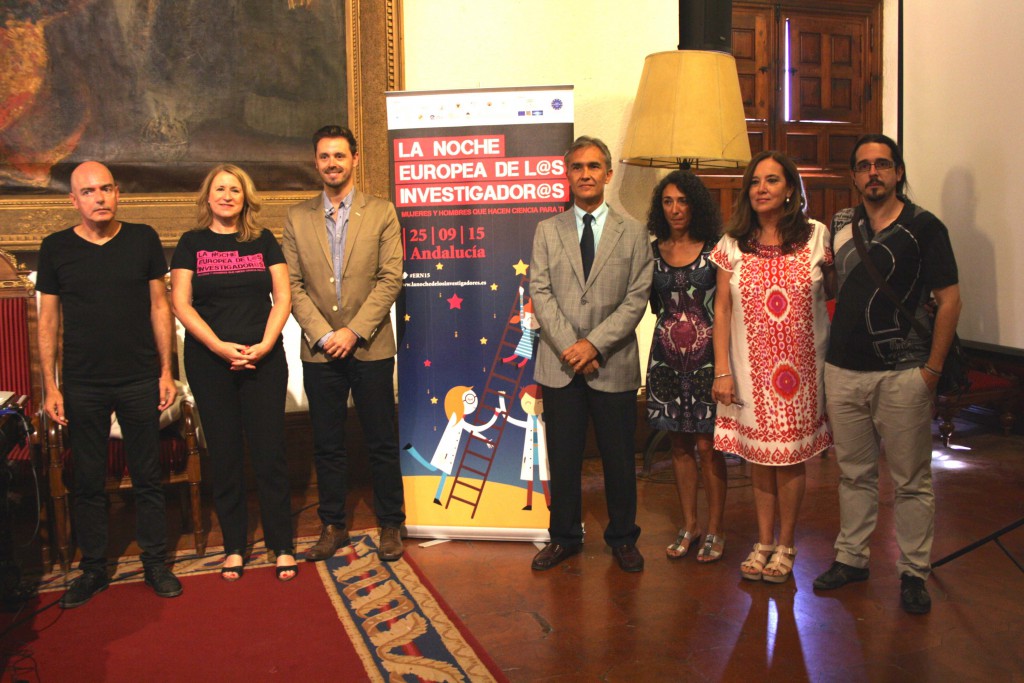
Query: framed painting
0 0 403 249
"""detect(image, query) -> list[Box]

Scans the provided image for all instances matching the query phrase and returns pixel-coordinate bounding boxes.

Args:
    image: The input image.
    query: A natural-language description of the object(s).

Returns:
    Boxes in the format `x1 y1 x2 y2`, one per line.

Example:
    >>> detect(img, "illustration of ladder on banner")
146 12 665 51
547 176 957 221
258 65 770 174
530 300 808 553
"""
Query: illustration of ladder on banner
444 274 534 518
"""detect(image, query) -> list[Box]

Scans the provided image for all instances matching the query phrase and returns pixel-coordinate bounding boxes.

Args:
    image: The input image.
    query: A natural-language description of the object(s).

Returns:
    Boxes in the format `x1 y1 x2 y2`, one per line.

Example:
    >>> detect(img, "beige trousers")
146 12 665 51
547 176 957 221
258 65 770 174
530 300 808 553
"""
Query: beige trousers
824 363 935 579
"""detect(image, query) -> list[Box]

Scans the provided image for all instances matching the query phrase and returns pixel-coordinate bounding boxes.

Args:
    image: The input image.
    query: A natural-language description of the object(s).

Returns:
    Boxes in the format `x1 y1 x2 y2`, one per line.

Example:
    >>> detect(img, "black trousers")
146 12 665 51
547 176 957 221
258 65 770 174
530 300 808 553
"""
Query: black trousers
185 340 293 555
63 377 166 572
302 356 404 529
541 375 640 548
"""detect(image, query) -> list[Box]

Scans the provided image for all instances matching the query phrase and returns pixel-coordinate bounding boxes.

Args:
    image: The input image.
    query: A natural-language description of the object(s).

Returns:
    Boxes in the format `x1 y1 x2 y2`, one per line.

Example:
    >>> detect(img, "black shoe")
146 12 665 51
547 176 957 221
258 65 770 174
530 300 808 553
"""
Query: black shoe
220 565 245 581
220 551 246 582
144 565 183 598
813 561 870 590
900 573 931 614
612 544 645 573
59 570 110 609
275 554 298 582
531 543 582 571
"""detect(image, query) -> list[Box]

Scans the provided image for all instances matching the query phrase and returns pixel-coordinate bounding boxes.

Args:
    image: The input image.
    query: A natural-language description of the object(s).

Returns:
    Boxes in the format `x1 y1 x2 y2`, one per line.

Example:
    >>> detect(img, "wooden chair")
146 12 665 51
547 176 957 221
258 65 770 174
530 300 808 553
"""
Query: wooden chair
935 366 1021 447
45 281 206 573
0 249 52 568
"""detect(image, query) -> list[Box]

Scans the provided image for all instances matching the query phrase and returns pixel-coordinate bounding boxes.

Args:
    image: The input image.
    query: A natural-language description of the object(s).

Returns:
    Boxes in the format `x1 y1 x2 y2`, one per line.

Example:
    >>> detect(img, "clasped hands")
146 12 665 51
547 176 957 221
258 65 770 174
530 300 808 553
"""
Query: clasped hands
561 339 600 375
216 340 272 371
321 327 359 359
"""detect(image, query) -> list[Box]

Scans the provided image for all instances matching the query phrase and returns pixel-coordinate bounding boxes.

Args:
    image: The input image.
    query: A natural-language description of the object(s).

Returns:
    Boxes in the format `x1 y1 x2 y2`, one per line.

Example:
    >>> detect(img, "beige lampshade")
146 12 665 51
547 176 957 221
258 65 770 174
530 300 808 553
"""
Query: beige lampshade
621 50 751 169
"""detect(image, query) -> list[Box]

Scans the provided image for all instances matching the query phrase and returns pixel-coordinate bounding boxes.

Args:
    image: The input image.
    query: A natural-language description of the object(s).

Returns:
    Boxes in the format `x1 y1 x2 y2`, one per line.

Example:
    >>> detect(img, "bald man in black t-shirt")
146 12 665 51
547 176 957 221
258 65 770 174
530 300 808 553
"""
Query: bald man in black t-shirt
37 161 183 609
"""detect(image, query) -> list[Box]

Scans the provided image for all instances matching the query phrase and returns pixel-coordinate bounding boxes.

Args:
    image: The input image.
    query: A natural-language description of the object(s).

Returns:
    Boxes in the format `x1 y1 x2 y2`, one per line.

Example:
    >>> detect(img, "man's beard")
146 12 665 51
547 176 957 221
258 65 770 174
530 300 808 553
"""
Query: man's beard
321 170 348 188
862 183 892 203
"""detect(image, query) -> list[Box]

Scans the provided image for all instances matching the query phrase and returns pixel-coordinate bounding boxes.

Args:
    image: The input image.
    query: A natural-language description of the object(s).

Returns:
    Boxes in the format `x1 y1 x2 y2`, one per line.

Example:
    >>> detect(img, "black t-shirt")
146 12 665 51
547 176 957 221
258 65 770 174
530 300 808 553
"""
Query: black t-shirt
827 200 959 371
36 222 167 385
170 228 285 346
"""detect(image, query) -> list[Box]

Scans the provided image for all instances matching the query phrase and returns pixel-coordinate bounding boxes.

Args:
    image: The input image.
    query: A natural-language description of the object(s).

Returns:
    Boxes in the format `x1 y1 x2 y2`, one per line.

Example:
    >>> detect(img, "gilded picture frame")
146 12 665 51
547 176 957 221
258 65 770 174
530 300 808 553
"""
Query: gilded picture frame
0 0 403 250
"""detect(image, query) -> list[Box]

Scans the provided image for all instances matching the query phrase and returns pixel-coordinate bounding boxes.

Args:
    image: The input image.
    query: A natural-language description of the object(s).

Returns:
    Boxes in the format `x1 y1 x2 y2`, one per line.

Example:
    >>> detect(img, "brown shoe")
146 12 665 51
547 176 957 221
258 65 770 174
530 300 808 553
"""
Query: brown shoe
304 524 350 562
378 527 404 562
531 542 582 571
612 544 645 572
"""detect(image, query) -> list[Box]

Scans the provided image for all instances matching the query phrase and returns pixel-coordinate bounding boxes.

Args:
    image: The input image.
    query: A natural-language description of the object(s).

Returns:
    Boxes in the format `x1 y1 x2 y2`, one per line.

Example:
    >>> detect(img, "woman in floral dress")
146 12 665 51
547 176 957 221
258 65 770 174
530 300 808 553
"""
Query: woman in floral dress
646 170 729 562
710 151 834 583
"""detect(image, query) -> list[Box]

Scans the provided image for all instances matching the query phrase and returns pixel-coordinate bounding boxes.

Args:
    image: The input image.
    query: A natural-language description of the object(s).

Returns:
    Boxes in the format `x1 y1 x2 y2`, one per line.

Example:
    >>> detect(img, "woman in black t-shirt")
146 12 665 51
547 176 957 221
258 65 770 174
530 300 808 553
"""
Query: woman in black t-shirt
171 164 296 582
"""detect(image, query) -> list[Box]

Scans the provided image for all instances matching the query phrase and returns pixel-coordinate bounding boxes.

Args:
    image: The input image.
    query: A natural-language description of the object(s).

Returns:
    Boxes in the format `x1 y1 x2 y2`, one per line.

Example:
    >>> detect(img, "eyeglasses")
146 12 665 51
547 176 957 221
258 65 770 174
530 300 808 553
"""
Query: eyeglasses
853 158 895 174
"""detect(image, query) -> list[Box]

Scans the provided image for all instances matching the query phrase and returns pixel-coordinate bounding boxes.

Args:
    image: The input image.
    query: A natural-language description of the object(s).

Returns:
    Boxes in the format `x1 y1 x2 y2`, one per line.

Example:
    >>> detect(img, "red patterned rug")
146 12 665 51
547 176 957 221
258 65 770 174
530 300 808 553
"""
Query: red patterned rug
1 531 506 682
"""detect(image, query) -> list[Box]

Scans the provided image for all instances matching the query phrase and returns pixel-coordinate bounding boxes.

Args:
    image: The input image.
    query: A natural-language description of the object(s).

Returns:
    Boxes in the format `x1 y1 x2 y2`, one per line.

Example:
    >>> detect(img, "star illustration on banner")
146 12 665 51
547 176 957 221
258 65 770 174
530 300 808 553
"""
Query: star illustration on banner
430 396 438 404
490 283 498 291
447 293 463 309
480 337 488 345
513 259 529 276
423 359 432 367
404 313 411 321
436 262 444 270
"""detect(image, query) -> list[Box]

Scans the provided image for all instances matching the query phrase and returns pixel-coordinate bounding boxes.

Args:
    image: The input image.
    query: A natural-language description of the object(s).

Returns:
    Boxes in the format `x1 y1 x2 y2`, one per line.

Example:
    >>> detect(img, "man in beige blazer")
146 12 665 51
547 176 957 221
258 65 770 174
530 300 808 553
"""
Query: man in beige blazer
529 136 654 572
282 125 405 561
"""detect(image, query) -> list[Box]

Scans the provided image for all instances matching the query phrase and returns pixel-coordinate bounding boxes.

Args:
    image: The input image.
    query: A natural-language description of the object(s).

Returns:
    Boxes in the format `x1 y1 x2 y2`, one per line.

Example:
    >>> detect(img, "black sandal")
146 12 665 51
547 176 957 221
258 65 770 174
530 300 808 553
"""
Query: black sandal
276 553 298 582
221 552 246 582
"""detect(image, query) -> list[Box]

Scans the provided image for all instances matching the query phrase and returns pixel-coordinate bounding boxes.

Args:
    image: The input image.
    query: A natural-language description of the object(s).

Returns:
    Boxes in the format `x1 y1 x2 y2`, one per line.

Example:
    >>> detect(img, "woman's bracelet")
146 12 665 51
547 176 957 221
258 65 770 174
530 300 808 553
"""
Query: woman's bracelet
714 372 732 379
922 365 942 377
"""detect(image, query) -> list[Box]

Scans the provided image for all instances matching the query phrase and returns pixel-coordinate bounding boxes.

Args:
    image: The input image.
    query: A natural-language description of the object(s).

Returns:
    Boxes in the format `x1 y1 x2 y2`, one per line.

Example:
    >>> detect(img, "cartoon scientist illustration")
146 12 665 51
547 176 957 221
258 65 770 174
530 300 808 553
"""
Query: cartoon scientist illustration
504 384 550 510
405 385 506 504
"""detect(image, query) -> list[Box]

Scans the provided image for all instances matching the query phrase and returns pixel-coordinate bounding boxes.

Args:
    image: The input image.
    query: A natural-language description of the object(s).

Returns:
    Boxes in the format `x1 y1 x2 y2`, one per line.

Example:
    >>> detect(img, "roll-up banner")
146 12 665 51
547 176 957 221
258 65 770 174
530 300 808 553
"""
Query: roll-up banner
387 86 574 540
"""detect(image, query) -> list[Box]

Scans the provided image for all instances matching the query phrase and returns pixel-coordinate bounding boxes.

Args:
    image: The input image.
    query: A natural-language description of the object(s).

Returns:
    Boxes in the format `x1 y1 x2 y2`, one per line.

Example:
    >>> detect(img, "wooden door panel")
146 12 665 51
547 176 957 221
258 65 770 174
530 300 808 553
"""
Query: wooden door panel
722 1 882 173
732 8 772 122
786 14 866 124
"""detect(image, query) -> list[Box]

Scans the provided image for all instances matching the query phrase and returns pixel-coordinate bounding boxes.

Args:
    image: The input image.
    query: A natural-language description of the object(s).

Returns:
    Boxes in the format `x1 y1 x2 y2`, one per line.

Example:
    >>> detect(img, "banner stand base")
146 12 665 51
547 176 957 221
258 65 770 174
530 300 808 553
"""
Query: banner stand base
405 525 550 543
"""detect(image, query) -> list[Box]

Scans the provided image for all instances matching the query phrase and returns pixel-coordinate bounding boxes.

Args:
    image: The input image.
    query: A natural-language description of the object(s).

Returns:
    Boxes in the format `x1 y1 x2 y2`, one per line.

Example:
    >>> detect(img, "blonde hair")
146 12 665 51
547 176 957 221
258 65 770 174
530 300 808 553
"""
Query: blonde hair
195 164 263 242
444 385 474 421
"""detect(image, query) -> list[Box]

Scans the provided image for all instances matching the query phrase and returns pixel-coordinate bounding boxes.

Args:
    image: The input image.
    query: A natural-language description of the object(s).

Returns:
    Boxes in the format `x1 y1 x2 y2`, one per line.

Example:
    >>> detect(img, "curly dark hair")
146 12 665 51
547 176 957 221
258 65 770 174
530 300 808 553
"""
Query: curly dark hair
726 150 811 254
646 170 721 243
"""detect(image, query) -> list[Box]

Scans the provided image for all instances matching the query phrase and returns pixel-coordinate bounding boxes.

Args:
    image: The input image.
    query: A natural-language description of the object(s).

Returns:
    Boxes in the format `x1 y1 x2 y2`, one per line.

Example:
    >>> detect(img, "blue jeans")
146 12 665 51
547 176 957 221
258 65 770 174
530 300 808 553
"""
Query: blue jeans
303 357 404 528
63 378 167 572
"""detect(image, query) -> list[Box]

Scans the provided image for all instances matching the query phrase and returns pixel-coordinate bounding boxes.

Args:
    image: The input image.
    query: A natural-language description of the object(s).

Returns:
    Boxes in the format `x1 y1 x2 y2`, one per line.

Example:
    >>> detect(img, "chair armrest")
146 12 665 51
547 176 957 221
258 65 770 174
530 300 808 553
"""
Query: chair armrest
44 418 66 461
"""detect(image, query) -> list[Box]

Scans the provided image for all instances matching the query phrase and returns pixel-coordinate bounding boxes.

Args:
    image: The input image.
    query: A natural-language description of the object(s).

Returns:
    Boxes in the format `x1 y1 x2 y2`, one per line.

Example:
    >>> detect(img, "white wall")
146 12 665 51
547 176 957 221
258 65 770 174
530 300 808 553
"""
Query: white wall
882 0 899 137
903 0 1024 351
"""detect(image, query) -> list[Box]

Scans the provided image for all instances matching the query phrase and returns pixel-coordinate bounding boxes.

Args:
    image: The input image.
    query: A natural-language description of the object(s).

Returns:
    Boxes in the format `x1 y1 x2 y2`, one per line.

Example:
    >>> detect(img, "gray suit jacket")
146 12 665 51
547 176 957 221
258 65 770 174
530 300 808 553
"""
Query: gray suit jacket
281 190 403 363
530 205 653 391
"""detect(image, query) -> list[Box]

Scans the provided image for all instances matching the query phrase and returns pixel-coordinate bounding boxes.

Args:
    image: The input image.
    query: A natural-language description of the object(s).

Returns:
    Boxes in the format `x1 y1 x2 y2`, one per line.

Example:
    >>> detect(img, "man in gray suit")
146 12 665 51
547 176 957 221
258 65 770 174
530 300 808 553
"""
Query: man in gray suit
529 136 654 572
282 125 405 562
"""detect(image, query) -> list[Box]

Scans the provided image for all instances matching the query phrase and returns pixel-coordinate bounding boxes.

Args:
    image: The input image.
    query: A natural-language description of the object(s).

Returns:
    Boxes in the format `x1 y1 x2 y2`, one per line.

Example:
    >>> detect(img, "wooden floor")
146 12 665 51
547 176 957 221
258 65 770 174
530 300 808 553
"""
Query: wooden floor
18 418 1024 682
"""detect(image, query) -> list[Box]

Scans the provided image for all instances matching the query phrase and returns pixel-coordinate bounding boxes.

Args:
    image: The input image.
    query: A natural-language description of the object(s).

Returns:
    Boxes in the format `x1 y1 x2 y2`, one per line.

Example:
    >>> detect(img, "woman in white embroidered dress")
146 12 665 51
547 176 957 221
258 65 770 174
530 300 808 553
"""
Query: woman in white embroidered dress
710 151 834 583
